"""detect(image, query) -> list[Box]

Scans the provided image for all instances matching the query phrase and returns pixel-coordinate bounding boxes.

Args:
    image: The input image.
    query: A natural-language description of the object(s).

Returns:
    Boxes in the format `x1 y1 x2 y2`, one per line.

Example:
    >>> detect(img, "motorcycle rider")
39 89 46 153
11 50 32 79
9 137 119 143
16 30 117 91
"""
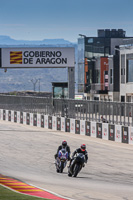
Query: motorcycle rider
69 144 88 167
54 140 71 161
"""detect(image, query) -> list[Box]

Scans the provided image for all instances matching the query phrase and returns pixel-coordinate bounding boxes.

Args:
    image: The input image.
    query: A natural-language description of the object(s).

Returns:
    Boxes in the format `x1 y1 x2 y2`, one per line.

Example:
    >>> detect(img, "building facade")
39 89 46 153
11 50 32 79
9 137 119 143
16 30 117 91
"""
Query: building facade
78 29 133 101
119 45 133 102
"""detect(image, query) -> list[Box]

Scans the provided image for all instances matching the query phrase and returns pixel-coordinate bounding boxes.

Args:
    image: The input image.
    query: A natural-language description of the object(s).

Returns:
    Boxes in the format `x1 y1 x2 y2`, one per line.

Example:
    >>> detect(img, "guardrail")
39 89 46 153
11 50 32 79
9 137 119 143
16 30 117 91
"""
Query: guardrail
0 95 133 126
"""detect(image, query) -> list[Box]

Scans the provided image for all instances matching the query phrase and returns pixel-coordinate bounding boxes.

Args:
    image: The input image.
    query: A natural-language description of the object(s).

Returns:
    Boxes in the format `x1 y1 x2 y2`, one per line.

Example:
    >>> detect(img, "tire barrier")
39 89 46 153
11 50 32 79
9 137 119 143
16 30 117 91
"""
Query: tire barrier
0 109 133 145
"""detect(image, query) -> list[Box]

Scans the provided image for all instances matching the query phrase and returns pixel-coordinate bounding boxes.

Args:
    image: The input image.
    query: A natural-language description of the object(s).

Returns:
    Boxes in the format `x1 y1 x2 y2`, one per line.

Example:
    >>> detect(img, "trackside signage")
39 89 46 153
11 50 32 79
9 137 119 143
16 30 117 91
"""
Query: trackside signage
1 47 75 68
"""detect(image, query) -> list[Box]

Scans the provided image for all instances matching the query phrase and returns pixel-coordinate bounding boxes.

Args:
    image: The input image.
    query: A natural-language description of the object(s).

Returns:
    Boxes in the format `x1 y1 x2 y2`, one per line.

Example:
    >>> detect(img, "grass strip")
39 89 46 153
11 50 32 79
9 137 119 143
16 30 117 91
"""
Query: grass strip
0 185 50 200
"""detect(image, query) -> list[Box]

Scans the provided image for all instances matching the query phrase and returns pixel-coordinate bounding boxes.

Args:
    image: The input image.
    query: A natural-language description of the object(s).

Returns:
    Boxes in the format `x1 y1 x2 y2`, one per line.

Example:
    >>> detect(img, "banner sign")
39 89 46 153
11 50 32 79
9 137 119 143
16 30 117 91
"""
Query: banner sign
14 111 17 122
3 110 6 120
70 119 75 134
57 117 61 131
17 111 20 123
26 113 30 125
9 110 11 121
41 115 44 128
23 112 27 125
91 122 96 138
80 120 85 135
6 110 8 121
85 121 91 136
122 126 128 143
109 124 115 141
30 113 33 126
61 117 65 132
37 114 41 127
102 123 108 140
11 111 14 122
48 116 52 129
115 125 122 143
45 115 48 129
129 126 133 145
75 120 80 134
66 118 70 132
1 47 75 68
97 123 102 138
52 116 57 130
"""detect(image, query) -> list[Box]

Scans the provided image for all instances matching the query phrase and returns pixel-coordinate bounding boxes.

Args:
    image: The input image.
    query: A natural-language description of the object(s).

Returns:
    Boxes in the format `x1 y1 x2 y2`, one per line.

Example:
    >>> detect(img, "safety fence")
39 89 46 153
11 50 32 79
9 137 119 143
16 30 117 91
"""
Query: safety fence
0 109 133 145
0 95 133 126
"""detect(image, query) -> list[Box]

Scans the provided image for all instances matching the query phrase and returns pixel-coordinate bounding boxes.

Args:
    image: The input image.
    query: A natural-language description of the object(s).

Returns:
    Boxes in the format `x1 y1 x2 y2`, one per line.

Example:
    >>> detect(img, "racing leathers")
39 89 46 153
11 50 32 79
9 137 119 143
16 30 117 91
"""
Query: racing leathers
70 148 88 165
55 145 71 161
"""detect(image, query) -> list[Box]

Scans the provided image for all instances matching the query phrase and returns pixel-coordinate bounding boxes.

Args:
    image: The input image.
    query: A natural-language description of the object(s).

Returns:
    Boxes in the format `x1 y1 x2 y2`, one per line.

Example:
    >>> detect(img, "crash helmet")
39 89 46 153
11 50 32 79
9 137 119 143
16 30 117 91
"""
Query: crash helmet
62 140 67 148
81 144 86 151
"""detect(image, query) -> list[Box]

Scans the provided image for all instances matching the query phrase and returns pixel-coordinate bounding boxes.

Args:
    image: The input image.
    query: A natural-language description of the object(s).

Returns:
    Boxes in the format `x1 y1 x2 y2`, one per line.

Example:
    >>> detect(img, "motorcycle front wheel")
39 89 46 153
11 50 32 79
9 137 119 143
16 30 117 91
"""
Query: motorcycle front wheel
73 164 80 177
60 161 64 173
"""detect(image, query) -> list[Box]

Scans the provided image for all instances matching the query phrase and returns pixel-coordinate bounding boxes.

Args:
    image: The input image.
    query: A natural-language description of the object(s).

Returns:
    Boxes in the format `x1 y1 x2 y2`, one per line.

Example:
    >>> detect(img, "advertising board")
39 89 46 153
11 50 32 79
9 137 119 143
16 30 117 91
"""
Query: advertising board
61 117 65 132
129 126 133 144
44 115 48 129
70 119 75 134
91 122 96 138
1 47 75 68
97 123 102 138
115 125 122 143
102 123 108 140
17 111 20 123
52 116 57 130
80 120 85 135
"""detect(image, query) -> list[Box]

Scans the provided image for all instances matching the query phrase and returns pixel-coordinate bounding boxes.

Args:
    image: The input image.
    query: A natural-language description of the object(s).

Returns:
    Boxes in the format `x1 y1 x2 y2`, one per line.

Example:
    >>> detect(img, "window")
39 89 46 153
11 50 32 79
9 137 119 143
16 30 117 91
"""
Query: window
88 38 93 43
127 60 133 82
110 69 113 84
95 69 100 83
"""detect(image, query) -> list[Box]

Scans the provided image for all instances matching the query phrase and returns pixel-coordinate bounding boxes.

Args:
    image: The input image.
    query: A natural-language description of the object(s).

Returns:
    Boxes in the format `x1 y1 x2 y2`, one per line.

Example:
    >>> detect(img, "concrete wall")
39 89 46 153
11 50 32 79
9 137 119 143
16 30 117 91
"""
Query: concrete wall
0 109 133 145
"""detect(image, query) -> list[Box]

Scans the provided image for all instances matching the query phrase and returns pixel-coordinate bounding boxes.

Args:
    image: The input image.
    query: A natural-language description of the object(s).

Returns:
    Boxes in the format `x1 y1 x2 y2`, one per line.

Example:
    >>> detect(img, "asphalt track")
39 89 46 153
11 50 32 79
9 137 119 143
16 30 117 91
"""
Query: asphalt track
0 120 133 200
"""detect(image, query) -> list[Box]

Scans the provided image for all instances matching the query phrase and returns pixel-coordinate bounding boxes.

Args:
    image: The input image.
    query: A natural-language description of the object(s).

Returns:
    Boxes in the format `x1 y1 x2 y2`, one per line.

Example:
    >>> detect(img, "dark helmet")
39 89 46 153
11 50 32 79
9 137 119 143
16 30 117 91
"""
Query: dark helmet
62 140 67 148
81 144 86 152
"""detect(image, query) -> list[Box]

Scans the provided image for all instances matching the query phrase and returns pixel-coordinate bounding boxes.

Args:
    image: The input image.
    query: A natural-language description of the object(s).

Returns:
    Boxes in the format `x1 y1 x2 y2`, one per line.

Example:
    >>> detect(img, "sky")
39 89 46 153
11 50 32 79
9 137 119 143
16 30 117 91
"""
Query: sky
0 0 133 43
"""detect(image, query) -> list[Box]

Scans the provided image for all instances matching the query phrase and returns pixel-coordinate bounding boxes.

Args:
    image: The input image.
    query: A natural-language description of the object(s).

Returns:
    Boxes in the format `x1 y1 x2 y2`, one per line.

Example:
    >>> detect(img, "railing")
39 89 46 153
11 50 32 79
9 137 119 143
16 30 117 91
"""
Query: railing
0 95 133 126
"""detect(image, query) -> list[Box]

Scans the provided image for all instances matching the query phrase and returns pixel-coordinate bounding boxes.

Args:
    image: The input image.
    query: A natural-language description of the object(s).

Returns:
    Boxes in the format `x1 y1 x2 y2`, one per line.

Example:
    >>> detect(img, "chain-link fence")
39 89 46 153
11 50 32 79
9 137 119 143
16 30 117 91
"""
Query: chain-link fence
0 95 133 126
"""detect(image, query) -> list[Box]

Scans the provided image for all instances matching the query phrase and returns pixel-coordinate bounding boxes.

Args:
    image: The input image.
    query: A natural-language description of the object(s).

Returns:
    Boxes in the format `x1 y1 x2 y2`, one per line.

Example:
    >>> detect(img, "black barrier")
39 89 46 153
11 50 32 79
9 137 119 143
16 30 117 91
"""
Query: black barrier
27 113 30 125
14 111 17 122
66 118 70 132
48 116 52 129
57 117 61 130
122 126 128 144
85 121 91 136
8 111 11 121
97 123 102 138
33 114 37 126
75 120 80 134
109 124 115 141
3 110 5 120
20 112 23 124
41 115 44 128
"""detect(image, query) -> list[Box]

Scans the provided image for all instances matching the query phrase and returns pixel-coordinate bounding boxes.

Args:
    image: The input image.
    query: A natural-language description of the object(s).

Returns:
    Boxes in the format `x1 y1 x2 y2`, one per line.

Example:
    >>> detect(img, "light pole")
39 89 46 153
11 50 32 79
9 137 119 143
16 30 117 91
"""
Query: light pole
30 79 39 92
38 78 41 93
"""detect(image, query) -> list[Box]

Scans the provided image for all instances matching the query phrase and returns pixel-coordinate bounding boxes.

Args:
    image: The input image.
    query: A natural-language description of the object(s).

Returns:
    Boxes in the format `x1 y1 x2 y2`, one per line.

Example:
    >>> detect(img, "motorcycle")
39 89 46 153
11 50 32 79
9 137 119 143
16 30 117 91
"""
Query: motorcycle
68 153 85 177
55 149 68 173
